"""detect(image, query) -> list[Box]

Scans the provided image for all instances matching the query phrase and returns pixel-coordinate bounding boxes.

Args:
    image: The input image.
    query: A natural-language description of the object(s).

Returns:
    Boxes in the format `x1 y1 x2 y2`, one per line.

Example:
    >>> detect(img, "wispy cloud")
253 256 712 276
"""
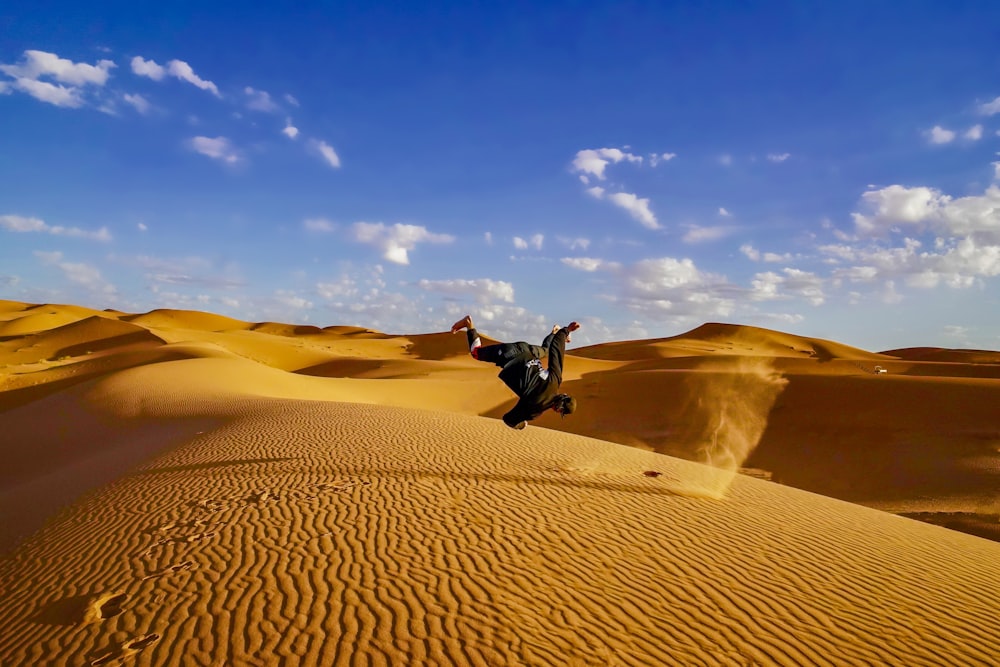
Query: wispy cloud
649 152 677 167
34 250 117 294
965 124 983 141
1 214 111 241
561 257 618 272
558 236 590 251
351 222 455 264
311 139 341 168
977 96 1000 116
590 188 659 229
682 225 731 244
282 118 299 139
123 92 151 114
767 153 791 163
245 86 279 112
303 217 336 233
188 136 239 163
740 244 793 263
513 234 544 251
416 278 515 303
131 56 220 97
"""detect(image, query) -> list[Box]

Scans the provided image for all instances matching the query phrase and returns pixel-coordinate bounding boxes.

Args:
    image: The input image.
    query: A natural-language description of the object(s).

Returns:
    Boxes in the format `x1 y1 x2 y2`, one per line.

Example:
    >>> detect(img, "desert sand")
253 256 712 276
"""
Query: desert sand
1 299 999 666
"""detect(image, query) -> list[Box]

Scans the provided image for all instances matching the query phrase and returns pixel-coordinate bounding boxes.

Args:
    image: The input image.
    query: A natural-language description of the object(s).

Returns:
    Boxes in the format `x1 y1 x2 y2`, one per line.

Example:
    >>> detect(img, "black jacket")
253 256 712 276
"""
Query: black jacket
499 328 569 427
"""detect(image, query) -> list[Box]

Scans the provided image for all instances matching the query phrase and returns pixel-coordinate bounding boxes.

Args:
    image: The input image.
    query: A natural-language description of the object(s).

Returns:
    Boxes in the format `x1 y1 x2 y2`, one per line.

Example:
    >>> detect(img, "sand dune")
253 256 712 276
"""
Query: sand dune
2 300 1000 665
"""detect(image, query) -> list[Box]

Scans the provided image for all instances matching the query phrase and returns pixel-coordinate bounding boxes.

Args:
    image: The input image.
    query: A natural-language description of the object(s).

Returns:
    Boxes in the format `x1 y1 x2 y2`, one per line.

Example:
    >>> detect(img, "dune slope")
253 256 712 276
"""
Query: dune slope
2 386 1000 666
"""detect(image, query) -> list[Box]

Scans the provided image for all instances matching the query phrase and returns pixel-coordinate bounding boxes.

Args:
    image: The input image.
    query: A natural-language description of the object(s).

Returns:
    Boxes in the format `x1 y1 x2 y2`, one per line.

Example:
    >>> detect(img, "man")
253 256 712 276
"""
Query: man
450 314 580 429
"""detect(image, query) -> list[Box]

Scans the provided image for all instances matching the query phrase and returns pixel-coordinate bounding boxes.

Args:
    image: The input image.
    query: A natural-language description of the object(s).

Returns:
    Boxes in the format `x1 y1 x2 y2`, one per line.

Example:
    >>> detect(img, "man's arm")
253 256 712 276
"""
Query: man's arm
545 322 580 386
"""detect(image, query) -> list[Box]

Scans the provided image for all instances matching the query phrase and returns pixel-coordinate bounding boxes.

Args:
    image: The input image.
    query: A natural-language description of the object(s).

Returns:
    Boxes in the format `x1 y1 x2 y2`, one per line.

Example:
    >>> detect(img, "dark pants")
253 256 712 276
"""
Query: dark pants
467 328 543 368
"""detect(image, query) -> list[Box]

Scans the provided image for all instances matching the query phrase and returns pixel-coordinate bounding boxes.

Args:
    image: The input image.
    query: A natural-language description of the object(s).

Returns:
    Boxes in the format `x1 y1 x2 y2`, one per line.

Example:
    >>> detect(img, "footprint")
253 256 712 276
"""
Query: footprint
244 489 276 504
141 560 194 582
187 499 225 513
90 633 160 665
83 592 128 623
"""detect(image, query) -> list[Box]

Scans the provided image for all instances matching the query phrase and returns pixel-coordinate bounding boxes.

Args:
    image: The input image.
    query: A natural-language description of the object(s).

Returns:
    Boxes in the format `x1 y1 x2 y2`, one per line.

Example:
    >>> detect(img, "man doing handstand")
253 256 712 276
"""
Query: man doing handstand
450 314 580 429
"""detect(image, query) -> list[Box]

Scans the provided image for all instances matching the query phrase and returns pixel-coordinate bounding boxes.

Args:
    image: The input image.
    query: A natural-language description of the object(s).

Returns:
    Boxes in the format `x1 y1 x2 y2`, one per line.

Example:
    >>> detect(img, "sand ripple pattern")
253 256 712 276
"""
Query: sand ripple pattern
3 400 1000 666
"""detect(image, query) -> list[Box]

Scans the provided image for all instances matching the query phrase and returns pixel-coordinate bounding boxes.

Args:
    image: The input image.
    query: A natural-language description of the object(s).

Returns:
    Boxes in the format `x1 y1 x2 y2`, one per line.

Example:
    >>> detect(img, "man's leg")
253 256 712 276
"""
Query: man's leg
450 314 513 366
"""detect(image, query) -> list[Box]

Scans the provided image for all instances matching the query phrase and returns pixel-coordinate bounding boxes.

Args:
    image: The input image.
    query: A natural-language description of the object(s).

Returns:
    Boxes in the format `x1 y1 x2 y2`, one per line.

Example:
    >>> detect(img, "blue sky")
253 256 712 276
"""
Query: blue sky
2 1 1000 351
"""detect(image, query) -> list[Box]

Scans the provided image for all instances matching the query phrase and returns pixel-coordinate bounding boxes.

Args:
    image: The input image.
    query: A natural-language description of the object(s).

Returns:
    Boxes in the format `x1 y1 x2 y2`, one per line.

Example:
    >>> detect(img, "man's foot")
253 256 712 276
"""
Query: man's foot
450 315 473 333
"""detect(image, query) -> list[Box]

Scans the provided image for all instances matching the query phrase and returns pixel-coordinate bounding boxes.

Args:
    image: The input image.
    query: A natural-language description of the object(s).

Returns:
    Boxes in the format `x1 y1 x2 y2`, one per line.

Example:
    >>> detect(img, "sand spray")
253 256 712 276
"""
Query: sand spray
675 358 788 499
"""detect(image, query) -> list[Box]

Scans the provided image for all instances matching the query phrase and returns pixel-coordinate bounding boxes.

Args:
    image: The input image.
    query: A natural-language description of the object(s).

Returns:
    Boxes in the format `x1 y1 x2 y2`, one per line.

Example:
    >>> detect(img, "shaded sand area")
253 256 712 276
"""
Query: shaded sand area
2 300 1000 664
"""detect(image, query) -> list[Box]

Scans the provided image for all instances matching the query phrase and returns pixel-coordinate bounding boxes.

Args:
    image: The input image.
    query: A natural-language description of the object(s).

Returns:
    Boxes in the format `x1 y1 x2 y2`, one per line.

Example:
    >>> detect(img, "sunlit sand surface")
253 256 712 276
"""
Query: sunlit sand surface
2 300 999 665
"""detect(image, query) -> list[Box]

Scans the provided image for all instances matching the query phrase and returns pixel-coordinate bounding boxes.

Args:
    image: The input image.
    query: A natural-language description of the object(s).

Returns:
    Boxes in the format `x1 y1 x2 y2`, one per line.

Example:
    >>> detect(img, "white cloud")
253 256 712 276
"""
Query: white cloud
561 257 616 272
767 153 791 163
311 139 341 168
282 118 299 139
123 92 151 114
586 185 658 228
750 269 825 305
571 147 643 180
740 244 793 263
718 207 731 217
132 56 219 96
416 278 515 304
719 154 733 166
834 180 1000 289
607 192 659 229
965 124 984 141
351 222 455 265
484 232 493 245
130 56 166 80
304 218 336 233
682 225 731 244
6 77 83 107
245 86 279 112
620 257 735 321
284 93 300 107
1 214 111 241
137 223 148 232
188 136 239 163
649 152 677 167
1 50 114 86
978 96 1000 116
926 125 956 145
166 60 219 96
0 51 117 109
513 234 544 251
851 184 947 235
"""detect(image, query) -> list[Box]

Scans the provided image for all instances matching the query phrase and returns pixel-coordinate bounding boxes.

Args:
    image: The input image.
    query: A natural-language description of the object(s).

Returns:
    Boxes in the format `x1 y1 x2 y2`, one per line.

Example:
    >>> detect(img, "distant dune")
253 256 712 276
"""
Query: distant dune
2 299 999 665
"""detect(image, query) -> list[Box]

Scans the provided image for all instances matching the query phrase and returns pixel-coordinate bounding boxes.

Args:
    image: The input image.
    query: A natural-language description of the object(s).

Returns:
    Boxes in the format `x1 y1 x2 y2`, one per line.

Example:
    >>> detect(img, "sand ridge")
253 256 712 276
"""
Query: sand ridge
2 300 1000 664
3 395 1000 666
